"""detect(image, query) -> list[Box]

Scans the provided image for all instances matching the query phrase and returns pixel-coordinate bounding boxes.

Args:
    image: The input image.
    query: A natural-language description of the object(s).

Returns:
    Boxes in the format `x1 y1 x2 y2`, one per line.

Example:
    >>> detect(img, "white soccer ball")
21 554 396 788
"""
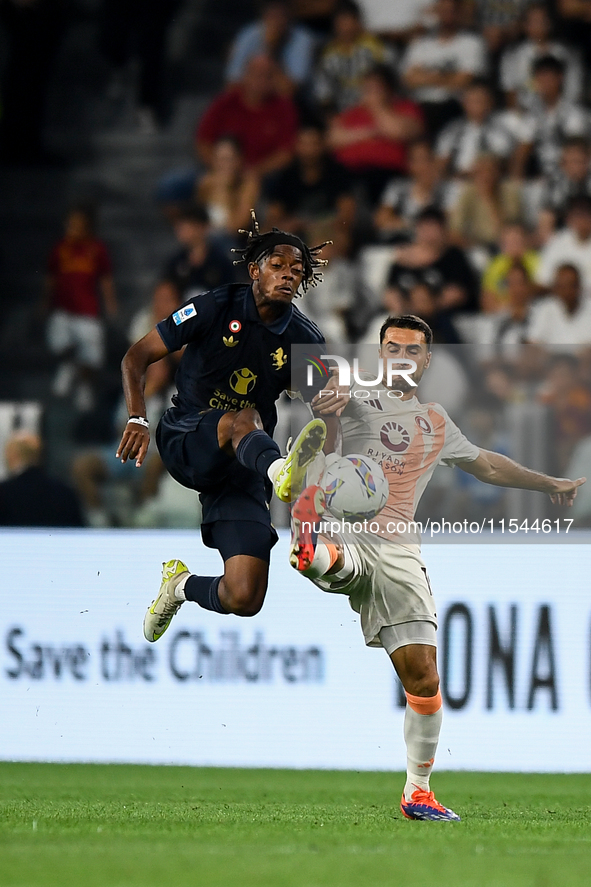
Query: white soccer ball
321 454 389 521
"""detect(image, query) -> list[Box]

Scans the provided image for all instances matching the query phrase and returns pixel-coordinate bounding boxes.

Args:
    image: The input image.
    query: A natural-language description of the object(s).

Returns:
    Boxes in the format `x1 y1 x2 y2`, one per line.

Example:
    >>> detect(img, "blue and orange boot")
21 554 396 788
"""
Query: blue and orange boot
400 788 461 822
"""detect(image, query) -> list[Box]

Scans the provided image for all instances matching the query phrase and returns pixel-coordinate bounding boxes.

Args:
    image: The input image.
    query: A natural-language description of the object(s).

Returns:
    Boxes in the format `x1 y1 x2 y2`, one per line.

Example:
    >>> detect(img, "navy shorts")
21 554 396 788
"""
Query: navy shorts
156 408 278 562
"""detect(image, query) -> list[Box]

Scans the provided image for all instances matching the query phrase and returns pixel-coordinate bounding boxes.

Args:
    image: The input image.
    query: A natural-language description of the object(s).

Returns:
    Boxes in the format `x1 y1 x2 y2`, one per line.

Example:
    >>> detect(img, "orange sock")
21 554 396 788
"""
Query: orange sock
405 689 442 715
325 542 339 570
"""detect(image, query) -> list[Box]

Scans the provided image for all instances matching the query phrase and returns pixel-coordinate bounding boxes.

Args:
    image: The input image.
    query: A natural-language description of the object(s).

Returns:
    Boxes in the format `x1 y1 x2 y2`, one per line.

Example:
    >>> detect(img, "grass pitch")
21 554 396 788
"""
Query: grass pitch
1 764 590 887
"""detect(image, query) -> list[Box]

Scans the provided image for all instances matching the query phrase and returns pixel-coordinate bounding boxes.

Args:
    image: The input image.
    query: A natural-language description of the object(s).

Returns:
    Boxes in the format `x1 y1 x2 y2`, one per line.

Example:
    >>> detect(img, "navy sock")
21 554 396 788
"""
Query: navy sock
184 575 227 614
235 429 281 478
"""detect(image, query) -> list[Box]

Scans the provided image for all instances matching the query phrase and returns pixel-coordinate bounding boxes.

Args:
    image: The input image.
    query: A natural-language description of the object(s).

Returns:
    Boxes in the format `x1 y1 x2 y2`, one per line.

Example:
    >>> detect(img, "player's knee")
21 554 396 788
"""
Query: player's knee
231 408 263 439
405 668 440 698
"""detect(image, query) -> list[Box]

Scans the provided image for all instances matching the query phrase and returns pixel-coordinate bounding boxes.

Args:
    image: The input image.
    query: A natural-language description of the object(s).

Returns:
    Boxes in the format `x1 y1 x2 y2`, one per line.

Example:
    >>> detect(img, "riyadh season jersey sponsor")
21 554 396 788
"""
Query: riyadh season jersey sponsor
340 381 479 544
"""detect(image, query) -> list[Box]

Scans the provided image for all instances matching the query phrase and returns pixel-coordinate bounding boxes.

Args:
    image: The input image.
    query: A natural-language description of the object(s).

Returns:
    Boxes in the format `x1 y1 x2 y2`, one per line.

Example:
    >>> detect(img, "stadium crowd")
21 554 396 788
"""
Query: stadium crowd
2 0 591 528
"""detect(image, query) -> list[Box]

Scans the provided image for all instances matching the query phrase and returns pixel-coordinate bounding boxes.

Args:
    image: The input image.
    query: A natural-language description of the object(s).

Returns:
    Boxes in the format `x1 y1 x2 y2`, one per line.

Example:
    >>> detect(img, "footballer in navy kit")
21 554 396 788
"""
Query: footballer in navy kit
116 216 343 639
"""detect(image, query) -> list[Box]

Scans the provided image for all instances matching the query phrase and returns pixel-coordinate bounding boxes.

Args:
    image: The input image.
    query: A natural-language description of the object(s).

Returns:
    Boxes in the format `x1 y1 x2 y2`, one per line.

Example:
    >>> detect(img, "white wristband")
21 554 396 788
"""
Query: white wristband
127 416 149 428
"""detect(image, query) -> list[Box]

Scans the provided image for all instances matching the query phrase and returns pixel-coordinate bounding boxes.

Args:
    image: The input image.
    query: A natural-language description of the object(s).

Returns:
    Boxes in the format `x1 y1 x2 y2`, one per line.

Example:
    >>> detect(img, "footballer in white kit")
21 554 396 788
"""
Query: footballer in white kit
294 314 585 822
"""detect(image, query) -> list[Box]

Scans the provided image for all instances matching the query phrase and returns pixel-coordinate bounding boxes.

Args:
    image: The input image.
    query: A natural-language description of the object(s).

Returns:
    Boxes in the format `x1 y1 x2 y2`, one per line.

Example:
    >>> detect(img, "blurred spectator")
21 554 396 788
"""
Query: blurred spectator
479 261 536 346
0 431 84 527
435 79 514 179
163 205 235 298
312 0 396 114
401 0 487 138
0 0 69 163
379 206 479 343
528 263 591 348
42 205 117 412
536 196 591 292
99 0 181 131
195 137 259 241
537 352 591 471
556 0 591 70
448 153 523 253
128 278 181 345
360 0 434 42
465 0 527 56
481 223 539 313
510 55 590 180
73 278 182 528
374 140 451 243
500 2 583 112
297 226 368 340
327 64 424 203
538 137 591 231
196 55 298 179
264 123 355 240
225 0 316 97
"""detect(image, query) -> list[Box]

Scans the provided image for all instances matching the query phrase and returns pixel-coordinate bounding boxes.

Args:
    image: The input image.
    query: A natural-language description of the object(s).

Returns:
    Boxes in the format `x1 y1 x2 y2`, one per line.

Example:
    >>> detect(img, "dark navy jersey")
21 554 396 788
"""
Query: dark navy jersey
156 283 325 436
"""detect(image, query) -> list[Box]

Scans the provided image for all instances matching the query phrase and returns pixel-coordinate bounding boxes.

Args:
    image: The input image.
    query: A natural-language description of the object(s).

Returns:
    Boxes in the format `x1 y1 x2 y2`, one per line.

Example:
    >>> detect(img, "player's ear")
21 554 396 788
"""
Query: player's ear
424 349 432 369
248 261 260 281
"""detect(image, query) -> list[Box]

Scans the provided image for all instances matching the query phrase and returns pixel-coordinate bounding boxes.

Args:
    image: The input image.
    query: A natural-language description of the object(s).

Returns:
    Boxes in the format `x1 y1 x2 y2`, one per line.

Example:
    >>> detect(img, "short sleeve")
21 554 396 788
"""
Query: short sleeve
437 406 480 466
459 35 486 75
156 292 217 352
435 122 458 159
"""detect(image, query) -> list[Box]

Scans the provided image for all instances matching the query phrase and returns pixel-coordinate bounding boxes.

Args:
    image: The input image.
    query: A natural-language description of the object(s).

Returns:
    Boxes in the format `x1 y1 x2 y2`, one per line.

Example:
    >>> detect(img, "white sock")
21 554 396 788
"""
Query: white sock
403 704 442 800
174 574 190 601
267 457 285 484
301 541 333 578
331 546 354 582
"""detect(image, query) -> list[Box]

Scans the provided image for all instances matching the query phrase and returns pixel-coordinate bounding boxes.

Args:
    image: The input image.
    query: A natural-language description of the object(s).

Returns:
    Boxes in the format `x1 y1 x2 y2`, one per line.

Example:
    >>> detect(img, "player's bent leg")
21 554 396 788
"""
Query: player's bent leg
217 555 269 616
383 633 460 822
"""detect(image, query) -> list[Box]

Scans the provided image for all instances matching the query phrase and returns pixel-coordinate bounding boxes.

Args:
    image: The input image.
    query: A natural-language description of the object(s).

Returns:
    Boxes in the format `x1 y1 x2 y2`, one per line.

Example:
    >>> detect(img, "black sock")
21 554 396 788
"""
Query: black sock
184 575 227 613
235 429 281 478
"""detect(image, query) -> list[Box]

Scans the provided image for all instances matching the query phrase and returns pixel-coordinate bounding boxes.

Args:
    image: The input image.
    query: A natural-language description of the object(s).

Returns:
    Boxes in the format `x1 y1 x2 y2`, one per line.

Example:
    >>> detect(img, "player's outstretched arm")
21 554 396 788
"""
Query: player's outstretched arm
116 329 170 468
459 448 586 506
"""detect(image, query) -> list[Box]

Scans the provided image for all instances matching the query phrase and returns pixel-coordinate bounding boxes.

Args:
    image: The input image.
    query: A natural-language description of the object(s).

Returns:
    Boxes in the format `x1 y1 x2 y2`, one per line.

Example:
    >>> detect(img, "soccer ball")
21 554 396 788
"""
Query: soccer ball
321 454 389 521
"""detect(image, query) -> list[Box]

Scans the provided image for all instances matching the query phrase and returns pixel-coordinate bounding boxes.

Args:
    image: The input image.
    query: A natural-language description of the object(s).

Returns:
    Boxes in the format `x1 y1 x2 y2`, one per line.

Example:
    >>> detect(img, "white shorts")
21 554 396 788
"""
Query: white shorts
47 310 104 368
311 537 437 649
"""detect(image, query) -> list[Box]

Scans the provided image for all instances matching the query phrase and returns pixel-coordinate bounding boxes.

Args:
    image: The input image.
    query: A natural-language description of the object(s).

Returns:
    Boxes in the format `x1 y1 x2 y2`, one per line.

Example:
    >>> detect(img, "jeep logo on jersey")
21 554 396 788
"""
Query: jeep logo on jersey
172 303 197 325
380 421 411 453
230 368 257 395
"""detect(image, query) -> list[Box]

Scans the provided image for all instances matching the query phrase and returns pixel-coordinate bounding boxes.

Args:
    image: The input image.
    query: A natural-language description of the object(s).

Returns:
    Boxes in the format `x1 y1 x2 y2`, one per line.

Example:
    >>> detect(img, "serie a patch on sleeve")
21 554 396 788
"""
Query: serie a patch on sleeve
172 303 197 325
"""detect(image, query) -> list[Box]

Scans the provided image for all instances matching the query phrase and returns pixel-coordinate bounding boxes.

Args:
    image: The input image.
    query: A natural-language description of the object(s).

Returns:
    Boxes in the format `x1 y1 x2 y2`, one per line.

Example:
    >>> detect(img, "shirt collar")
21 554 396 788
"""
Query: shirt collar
245 285 294 334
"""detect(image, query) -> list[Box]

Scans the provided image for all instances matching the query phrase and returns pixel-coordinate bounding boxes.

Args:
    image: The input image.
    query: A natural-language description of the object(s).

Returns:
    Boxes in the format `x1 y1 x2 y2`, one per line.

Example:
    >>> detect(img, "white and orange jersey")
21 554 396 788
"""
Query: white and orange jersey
340 381 480 543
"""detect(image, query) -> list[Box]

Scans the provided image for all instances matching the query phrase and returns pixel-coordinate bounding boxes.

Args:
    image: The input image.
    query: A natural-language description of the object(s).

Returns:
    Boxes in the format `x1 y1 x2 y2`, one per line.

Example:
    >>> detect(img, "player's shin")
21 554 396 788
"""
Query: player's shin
183 575 228 613
235 429 283 480
403 690 443 799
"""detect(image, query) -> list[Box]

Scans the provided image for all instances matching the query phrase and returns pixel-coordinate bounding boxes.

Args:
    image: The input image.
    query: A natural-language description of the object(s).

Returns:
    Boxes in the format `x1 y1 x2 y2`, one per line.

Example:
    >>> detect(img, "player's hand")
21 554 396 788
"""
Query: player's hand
311 367 350 417
548 476 586 506
116 423 150 468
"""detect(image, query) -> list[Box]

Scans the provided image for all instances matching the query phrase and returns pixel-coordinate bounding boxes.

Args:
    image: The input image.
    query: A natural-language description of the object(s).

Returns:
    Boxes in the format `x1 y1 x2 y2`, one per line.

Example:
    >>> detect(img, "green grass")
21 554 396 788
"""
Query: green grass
1 764 590 887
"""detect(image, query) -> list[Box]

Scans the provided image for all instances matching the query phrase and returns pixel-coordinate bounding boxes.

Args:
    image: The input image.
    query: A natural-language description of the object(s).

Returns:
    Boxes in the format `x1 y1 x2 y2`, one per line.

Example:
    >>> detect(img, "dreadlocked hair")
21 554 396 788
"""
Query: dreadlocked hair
231 209 331 294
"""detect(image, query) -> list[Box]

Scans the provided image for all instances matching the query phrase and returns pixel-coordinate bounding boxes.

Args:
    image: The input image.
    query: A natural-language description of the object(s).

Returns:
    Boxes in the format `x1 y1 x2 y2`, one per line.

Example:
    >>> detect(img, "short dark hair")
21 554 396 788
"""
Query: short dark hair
379 314 434 348
363 63 398 94
562 136 591 153
67 202 96 231
566 194 591 216
415 206 446 227
532 54 565 77
176 204 210 225
556 262 581 281
334 0 361 20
